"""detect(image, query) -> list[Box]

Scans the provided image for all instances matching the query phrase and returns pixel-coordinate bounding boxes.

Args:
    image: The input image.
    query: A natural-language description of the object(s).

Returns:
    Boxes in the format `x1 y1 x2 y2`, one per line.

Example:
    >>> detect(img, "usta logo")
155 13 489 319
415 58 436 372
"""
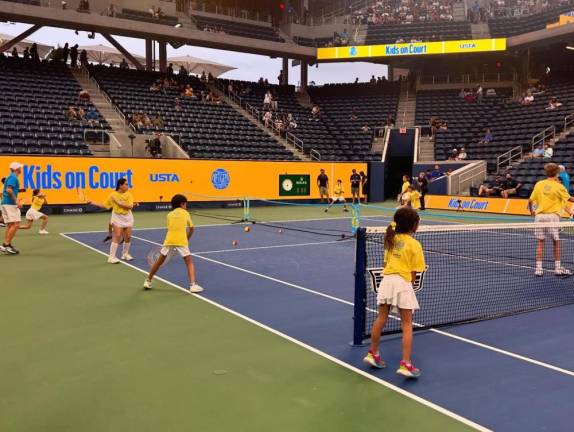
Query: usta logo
150 174 180 183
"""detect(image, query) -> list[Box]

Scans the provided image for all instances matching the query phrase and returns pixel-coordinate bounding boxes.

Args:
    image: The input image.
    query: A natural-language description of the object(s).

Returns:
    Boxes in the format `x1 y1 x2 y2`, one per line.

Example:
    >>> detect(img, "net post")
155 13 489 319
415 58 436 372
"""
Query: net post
243 198 251 222
352 227 368 346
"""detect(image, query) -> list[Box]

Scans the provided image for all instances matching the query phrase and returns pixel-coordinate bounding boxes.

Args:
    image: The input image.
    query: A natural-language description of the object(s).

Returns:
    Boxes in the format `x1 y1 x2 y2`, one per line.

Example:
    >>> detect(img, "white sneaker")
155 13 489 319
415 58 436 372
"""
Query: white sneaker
143 279 152 290
189 283 204 293
121 254 134 261
107 256 120 264
555 267 572 276
38 229 49 235
535 268 544 277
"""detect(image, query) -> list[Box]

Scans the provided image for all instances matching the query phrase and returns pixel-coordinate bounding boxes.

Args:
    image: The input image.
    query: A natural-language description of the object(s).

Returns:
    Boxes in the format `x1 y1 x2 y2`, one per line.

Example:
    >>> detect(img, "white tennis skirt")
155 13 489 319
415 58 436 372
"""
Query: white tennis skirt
25 208 45 221
110 211 134 228
377 274 420 311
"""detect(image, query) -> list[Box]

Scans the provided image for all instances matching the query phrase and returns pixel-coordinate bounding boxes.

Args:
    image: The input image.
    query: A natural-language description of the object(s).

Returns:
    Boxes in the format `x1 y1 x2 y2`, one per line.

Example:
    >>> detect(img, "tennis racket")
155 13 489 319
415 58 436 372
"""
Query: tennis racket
146 246 173 268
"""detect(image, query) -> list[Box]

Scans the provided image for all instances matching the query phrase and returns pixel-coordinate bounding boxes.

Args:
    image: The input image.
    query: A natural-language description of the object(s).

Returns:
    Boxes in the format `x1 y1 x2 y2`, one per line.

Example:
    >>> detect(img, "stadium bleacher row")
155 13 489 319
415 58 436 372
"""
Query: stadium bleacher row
365 21 472 45
489 4 573 37
192 14 284 43
0 58 108 156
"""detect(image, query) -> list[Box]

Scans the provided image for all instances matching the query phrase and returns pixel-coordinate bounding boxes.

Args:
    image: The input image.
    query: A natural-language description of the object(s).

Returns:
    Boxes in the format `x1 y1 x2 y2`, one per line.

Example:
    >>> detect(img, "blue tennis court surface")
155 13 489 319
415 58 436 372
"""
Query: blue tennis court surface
63 216 574 432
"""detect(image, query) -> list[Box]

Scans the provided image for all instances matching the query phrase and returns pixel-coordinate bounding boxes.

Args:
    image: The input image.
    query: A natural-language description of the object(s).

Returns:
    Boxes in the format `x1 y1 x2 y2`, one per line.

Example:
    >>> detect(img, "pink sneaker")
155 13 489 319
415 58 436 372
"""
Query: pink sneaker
396 360 421 378
363 350 385 369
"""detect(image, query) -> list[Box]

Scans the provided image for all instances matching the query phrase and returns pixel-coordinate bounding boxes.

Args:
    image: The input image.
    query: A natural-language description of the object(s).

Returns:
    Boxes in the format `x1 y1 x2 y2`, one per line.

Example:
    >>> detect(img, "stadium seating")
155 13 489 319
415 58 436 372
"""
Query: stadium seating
222 80 398 161
293 36 334 48
192 15 284 43
116 8 179 27
2 0 40 5
489 5 573 37
89 67 296 160
416 84 573 168
0 58 108 156
365 21 472 45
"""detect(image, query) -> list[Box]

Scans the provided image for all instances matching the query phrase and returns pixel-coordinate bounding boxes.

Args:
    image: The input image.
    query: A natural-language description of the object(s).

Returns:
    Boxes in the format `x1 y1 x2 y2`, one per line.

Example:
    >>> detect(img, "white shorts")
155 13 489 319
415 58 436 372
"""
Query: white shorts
1 205 21 224
110 211 134 229
332 196 345 203
160 246 191 258
377 274 420 311
25 208 45 221
535 213 561 240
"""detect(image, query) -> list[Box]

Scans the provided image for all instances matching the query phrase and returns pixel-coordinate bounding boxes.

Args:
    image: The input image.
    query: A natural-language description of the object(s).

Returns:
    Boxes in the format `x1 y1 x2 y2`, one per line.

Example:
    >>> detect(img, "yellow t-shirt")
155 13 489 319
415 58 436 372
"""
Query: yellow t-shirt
383 234 426 282
410 190 421 209
163 208 193 247
334 185 343 197
401 181 410 194
105 191 134 215
31 196 45 211
529 179 570 215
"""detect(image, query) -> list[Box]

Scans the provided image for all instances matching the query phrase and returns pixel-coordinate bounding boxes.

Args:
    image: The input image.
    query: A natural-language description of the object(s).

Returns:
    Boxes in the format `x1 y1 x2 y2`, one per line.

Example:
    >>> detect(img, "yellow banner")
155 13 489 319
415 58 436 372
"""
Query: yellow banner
0 156 366 205
426 195 572 217
317 38 506 60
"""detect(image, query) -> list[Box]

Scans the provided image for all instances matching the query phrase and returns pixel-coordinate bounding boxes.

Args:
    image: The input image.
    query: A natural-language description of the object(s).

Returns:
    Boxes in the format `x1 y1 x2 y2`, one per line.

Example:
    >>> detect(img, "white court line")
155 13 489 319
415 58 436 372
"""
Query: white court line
194 239 353 256
127 235 574 379
59 232 489 432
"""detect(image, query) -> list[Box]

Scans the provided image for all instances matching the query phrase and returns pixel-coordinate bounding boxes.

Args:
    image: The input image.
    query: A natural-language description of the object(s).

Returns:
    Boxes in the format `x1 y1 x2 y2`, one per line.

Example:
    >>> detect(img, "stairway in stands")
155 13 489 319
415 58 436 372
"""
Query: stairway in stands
396 82 416 127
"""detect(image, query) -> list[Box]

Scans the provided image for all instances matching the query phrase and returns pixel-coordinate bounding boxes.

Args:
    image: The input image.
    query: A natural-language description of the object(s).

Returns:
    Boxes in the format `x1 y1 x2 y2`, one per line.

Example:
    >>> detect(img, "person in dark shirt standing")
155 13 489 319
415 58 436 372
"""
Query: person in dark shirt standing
350 169 361 205
317 169 329 203
360 171 368 203
62 43 69 65
416 172 428 210
70 44 79 68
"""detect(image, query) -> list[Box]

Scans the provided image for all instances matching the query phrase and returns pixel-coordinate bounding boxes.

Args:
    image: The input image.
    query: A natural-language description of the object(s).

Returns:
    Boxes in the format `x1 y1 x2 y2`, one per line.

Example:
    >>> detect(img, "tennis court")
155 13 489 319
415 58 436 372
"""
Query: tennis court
48 205 574 432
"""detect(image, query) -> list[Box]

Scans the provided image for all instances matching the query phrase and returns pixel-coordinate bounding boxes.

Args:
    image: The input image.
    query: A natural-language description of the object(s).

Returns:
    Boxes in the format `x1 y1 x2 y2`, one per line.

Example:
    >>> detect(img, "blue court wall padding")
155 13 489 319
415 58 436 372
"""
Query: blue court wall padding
367 162 385 202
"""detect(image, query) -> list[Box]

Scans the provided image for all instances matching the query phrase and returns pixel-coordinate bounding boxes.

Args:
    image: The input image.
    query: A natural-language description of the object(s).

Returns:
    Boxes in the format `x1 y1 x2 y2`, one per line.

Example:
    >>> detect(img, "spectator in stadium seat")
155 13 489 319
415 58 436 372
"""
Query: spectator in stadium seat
430 165 443 179
79 49 88 68
361 124 371 133
546 97 563 110
479 128 493 144
11 47 18 58
501 173 522 198
458 147 468 160
66 106 79 121
311 105 321 120
183 85 194 98
146 133 162 158
287 113 297 129
478 176 503 197
70 44 78 68
85 107 98 126
521 92 534 105
30 43 39 62
119 58 128 70
22 48 30 60
152 114 164 128
174 98 182 112
526 144 545 159
150 81 161 93
263 91 272 110
79 89 90 101
166 63 174 76
559 165 571 193
476 85 483 104
263 111 272 128
543 144 554 159
459 88 467 99
449 148 459 160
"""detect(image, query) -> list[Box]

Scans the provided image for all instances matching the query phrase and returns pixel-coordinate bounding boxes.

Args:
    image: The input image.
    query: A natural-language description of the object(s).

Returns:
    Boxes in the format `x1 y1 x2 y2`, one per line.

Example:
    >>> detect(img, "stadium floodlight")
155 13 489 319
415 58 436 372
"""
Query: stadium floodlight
174 23 183 28
566 46 574 51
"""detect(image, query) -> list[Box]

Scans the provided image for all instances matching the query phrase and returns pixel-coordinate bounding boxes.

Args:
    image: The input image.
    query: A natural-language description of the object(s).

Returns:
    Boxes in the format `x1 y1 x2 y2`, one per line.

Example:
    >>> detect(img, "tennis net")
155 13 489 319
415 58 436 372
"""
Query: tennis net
353 221 574 344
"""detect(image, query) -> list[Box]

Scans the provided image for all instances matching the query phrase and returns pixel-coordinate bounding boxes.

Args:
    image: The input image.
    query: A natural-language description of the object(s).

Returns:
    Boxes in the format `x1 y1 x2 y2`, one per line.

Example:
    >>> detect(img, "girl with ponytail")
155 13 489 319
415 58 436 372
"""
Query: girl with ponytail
363 207 425 378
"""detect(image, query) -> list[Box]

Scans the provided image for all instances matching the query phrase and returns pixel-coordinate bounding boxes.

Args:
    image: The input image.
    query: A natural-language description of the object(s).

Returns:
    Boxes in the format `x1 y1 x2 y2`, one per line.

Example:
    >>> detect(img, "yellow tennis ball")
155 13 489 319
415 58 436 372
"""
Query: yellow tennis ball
232 240 238 246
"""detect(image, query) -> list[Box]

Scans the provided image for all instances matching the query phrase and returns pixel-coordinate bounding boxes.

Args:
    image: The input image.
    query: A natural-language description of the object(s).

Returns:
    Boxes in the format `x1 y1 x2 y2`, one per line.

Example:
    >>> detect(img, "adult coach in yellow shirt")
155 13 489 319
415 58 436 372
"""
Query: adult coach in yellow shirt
528 163 574 276
144 194 203 293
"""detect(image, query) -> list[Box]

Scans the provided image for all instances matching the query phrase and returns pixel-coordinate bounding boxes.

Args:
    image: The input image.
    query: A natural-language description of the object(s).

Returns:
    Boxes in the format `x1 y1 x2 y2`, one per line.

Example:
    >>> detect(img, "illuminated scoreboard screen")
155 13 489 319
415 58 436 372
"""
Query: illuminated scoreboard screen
317 38 507 60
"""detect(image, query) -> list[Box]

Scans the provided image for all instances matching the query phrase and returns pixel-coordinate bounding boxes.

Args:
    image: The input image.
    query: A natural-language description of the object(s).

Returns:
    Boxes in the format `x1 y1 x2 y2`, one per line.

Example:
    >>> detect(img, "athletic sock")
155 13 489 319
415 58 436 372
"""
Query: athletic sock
109 242 119 259
122 242 131 257
536 261 543 270
555 261 561 270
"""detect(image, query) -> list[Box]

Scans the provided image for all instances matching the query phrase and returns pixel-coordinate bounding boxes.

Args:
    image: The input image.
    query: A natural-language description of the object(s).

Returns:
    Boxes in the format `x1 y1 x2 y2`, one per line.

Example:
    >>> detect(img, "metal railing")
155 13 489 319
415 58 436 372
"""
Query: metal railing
286 132 304 154
531 125 555 152
310 149 321 161
448 161 487 196
565 113 574 131
83 128 110 144
419 72 518 85
496 145 523 173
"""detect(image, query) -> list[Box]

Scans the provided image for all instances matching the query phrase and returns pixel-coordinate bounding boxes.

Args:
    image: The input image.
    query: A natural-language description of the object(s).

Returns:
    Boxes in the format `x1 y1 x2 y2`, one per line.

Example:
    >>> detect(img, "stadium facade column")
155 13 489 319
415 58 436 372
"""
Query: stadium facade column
282 57 289 85
145 39 153 71
387 65 394 81
300 60 308 92
159 41 167 73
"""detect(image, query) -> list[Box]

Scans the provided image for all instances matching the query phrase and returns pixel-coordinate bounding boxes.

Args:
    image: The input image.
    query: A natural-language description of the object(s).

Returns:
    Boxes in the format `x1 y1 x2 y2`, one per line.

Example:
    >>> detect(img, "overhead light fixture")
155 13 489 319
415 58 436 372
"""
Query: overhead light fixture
174 23 183 28
567 46 574 50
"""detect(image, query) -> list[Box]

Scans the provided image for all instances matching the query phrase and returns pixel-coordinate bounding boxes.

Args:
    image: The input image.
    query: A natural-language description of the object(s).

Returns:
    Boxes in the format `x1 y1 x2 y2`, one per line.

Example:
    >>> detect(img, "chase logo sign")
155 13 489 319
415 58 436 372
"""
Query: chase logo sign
211 168 230 190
